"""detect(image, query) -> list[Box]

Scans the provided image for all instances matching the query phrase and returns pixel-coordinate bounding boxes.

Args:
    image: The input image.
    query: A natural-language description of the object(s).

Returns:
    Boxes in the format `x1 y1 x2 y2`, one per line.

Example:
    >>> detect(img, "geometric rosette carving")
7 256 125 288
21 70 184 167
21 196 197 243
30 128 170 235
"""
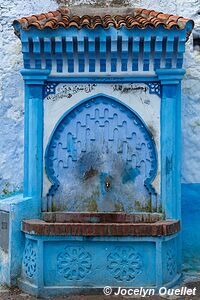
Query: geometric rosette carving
167 248 176 276
23 241 37 278
57 247 92 280
107 247 143 281
146 82 161 97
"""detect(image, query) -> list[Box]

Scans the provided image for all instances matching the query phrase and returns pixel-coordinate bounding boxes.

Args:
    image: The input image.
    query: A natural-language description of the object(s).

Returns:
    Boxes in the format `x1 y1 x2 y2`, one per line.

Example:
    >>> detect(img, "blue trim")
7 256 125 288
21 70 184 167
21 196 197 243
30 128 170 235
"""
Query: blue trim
44 82 58 97
21 69 50 83
157 69 185 219
23 84 44 204
43 80 161 98
160 85 182 218
19 24 188 39
156 69 186 82
24 232 179 242
17 26 188 76
46 76 158 83
146 82 161 97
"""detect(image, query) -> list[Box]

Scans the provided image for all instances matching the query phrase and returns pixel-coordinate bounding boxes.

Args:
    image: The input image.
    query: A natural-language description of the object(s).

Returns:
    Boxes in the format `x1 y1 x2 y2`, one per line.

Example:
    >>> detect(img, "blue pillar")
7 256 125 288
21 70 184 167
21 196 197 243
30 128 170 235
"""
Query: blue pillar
21 70 49 213
157 69 185 220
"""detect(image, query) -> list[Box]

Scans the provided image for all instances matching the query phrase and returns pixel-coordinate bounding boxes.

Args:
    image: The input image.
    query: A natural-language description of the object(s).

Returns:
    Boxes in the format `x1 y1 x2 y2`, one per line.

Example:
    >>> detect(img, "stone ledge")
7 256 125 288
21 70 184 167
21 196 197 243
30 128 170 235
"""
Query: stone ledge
42 212 163 223
22 219 180 237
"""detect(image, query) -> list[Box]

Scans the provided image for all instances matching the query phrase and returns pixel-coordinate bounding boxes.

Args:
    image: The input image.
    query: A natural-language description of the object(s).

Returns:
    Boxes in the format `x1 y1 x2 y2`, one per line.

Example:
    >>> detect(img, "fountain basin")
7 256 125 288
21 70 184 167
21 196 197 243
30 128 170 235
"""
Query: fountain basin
22 213 179 237
19 213 181 298
42 212 163 223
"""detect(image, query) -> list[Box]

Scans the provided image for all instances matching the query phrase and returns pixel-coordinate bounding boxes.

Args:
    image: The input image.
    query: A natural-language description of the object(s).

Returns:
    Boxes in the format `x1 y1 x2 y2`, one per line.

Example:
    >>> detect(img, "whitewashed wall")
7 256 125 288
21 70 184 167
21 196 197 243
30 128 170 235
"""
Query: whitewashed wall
0 0 199 194
139 0 200 184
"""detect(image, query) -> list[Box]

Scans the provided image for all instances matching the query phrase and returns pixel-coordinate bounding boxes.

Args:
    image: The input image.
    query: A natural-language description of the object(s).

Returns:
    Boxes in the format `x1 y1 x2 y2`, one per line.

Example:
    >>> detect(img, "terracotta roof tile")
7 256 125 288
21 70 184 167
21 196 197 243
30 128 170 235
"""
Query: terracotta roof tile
13 6 194 37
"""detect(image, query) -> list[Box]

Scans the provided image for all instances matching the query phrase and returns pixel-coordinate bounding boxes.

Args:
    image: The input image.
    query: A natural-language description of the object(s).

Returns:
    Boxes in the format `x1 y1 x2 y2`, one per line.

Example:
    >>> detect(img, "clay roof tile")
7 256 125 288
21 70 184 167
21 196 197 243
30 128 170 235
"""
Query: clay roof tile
13 7 194 39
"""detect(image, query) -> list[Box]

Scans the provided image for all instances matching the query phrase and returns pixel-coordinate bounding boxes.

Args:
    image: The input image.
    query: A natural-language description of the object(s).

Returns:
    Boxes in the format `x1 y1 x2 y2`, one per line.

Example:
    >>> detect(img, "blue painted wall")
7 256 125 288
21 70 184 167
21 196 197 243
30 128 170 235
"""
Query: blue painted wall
0 194 41 285
182 183 200 272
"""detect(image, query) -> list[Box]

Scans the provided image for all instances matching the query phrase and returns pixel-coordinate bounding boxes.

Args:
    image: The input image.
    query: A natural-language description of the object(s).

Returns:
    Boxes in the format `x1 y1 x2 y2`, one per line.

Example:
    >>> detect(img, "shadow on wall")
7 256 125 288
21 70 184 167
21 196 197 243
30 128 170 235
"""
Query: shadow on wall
182 183 200 272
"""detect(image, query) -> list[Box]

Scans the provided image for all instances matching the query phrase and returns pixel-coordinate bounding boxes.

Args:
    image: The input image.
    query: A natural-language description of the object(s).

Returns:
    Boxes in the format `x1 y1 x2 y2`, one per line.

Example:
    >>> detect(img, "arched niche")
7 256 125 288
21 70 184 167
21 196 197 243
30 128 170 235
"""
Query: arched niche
45 94 158 213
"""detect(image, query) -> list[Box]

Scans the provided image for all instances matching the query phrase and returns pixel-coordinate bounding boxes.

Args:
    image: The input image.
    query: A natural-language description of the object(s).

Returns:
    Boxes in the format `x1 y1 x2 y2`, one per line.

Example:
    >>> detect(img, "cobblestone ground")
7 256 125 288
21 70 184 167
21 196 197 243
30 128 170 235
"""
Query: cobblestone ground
1 277 200 300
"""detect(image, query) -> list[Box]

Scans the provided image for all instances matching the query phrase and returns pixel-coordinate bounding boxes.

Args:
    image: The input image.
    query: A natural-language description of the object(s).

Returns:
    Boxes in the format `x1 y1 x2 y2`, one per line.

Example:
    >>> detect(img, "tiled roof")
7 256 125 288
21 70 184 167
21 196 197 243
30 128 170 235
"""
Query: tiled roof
13 7 194 36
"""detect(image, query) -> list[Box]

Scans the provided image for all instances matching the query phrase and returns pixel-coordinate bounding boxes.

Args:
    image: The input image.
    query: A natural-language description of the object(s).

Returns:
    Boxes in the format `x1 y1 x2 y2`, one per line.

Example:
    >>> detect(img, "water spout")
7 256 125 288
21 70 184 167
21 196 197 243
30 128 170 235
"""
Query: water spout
105 176 111 191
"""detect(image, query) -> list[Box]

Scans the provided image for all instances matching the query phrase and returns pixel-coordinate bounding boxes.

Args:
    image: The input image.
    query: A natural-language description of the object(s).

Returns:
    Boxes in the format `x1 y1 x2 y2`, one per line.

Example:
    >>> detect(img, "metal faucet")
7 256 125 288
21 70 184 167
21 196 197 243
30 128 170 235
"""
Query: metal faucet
105 176 111 190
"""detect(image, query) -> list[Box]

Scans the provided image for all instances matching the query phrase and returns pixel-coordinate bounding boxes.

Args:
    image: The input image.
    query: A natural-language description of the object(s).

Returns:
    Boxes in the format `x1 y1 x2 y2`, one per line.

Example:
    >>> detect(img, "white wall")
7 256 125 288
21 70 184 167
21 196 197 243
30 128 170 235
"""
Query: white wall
0 0 199 194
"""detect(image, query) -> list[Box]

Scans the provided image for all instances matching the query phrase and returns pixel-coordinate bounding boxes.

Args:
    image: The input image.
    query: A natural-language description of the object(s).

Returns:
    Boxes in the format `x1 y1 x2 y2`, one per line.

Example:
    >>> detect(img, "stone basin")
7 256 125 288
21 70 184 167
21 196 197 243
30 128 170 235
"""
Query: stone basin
19 212 181 297
42 212 163 223
22 212 180 237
